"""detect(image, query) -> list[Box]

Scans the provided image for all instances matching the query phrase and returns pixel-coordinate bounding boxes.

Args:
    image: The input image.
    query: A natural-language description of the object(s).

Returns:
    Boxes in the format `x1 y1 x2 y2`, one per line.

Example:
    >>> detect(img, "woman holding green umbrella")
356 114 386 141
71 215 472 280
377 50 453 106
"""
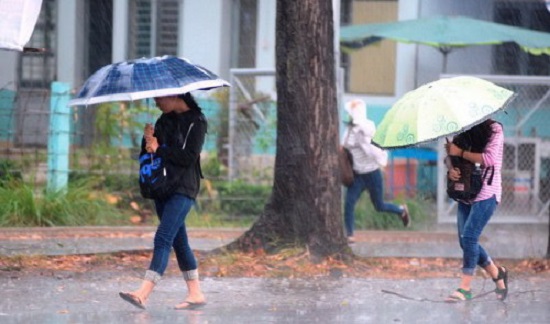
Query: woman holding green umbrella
444 119 509 302
369 75 514 302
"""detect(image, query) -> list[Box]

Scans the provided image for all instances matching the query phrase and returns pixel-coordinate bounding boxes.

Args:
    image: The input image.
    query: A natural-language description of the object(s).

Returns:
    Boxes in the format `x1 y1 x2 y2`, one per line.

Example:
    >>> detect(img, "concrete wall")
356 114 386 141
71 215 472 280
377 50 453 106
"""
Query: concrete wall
180 0 232 80
0 52 18 91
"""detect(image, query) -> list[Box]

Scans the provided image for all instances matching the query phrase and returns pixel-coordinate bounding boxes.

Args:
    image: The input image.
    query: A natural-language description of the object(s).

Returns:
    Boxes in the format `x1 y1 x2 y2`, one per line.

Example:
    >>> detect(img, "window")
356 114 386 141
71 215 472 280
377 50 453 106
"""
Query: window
156 0 179 56
340 0 398 95
494 2 550 76
18 0 56 89
128 0 179 59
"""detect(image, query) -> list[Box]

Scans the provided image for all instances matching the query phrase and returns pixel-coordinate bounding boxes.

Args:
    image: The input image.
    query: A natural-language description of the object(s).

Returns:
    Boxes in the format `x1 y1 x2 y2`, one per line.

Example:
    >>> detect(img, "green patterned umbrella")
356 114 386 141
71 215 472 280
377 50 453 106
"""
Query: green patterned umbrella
372 76 515 148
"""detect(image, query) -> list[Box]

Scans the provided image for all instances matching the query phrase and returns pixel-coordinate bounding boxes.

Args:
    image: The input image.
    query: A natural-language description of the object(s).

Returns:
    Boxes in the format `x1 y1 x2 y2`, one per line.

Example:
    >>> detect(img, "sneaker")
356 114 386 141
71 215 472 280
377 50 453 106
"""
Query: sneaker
347 236 356 244
400 204 411 227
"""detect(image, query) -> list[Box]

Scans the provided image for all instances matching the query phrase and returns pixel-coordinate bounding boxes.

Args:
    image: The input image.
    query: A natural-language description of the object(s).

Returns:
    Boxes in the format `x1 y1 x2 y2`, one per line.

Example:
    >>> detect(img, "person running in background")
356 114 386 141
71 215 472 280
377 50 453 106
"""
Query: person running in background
342 99 410 244
444 118 508 302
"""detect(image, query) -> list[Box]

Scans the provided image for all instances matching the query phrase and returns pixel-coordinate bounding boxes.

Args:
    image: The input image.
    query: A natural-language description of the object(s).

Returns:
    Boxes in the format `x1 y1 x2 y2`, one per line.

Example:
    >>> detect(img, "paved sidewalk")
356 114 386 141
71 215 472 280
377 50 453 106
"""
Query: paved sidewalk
1 225 549 323
0 224 547 259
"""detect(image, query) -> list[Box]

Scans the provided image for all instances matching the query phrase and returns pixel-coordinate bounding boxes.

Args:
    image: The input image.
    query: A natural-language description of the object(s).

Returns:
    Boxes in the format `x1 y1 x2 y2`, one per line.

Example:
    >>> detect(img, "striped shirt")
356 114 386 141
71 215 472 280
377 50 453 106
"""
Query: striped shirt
473 122 504 203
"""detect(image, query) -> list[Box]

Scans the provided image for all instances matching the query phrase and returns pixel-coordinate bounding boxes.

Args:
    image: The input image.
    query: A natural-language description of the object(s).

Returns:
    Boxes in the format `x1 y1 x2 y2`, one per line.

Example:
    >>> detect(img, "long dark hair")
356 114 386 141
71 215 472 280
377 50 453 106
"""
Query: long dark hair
453 119 497 153
178 93 202 113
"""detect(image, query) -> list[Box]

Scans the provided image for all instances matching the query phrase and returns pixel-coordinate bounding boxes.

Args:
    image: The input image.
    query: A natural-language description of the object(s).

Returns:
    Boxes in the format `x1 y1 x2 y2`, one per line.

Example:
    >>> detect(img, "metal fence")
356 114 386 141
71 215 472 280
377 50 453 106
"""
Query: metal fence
0 86 229 183
228 68 277 183
2 74 550 224
0 82 273 217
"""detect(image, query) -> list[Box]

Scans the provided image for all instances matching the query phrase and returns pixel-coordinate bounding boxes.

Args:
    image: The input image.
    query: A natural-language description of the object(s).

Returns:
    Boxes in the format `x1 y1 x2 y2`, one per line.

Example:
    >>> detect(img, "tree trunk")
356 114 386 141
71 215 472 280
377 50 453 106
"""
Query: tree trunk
547 205 550 259
226 0 348 257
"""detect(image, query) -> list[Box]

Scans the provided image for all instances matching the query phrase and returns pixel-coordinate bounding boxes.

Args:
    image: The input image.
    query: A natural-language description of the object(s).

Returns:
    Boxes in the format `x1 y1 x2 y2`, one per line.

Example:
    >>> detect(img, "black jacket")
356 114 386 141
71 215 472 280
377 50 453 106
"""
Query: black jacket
140 109 206 199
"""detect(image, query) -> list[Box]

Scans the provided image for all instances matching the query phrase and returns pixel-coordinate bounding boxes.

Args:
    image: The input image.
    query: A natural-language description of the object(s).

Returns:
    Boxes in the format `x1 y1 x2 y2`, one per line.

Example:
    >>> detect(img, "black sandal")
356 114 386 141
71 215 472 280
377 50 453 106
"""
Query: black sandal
493 266 509 301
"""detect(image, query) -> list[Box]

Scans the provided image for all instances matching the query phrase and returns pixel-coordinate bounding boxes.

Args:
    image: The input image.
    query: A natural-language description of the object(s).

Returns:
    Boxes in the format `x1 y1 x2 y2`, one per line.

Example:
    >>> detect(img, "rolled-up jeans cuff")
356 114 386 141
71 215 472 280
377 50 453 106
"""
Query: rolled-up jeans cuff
183 269 199 281
144 270 162 284
462 267 475 276
480 258 492 269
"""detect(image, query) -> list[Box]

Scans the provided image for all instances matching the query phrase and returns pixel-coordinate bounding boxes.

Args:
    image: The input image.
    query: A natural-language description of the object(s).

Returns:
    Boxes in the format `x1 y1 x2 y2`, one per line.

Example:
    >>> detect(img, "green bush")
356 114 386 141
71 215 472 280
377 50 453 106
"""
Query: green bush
0 160 22 185
351 194 433 230
103 174 138 192
216 181 271 216
0 179 129 227
201 153 226 179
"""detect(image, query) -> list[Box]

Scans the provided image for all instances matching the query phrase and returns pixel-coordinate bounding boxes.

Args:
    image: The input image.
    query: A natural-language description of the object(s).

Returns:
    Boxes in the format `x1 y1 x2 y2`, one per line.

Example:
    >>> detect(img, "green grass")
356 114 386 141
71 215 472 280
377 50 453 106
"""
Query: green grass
0 174 435 230
352 194 435 230
0 179 129 227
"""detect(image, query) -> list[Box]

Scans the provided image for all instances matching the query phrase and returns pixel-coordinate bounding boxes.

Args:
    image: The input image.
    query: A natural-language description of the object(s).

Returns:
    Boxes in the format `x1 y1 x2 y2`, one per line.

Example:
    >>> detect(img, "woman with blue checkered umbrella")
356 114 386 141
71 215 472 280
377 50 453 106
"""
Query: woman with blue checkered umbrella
69 56 229 310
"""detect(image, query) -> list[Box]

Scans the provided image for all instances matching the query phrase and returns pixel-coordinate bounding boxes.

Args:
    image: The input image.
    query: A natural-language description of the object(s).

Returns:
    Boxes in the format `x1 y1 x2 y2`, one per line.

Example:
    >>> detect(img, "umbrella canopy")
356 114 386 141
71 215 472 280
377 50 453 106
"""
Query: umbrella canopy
340 16 550 71
68 55 230 106
372 76 515 149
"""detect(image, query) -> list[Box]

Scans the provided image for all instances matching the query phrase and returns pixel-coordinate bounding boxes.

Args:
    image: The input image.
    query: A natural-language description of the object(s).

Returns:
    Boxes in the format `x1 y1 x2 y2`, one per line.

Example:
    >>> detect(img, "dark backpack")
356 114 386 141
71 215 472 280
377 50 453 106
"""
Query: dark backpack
139 120 195 201
446 156 494 201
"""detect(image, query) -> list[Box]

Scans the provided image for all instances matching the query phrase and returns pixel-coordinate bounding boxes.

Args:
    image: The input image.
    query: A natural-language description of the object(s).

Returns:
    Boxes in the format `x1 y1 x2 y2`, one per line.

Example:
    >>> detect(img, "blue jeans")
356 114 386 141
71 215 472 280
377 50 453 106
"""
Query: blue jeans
456 195 497 275
344 169 403 237
149 193 196 276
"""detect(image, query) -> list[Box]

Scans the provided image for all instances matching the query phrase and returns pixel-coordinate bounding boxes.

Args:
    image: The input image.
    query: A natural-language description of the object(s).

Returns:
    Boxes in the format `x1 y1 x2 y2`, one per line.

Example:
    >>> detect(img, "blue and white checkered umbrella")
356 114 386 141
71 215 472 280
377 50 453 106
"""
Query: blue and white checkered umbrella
68 55 230 106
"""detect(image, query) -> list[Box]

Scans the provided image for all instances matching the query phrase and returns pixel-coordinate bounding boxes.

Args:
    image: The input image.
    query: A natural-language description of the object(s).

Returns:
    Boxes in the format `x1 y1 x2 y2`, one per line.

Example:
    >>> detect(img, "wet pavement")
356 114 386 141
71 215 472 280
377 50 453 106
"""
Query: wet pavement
0 223 547 259
1 272 549 323
0 224 549 323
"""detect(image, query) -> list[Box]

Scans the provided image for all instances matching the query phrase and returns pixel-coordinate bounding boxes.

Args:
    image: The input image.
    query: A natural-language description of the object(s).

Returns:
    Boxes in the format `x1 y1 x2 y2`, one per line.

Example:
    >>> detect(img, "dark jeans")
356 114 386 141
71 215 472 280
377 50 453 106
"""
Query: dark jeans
149 193 196 276
457 195 497 275
344 169 403 237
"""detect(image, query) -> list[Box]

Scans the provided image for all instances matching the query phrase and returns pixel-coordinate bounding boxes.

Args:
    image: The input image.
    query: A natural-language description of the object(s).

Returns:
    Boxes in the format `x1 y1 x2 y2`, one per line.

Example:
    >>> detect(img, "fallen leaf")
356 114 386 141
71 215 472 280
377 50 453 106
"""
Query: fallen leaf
130 201 140 211
105 194 119 205
129 216 142 224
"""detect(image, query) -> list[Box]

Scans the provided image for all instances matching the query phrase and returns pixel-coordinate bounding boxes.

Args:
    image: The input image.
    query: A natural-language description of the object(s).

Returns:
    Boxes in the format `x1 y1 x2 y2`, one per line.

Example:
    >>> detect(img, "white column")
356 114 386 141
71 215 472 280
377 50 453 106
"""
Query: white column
150 0 157 57
255 0 276 95
179 0 230 79
395 0 420 97
112 0 129 62
56 0 83 87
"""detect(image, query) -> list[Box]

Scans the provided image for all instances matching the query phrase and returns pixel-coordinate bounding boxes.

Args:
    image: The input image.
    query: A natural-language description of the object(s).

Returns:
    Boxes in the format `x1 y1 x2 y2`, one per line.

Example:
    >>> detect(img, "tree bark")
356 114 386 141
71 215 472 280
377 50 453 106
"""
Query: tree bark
226 0 348 257
547 205 550 259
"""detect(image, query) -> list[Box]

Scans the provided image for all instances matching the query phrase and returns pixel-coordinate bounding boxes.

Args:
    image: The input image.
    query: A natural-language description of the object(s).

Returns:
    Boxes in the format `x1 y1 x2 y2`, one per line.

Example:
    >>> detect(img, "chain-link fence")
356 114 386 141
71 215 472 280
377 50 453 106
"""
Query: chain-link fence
437 75 550 223
3 75 550 224
1 88 52 185
0 88 215 176
228 69 277 184
0 84 274 218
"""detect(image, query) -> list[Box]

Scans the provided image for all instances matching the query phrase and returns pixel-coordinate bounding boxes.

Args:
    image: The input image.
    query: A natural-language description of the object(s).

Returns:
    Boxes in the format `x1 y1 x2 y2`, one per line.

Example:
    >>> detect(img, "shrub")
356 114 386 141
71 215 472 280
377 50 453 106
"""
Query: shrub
216 181 271 216
352 194 433 230
0 179 129 227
